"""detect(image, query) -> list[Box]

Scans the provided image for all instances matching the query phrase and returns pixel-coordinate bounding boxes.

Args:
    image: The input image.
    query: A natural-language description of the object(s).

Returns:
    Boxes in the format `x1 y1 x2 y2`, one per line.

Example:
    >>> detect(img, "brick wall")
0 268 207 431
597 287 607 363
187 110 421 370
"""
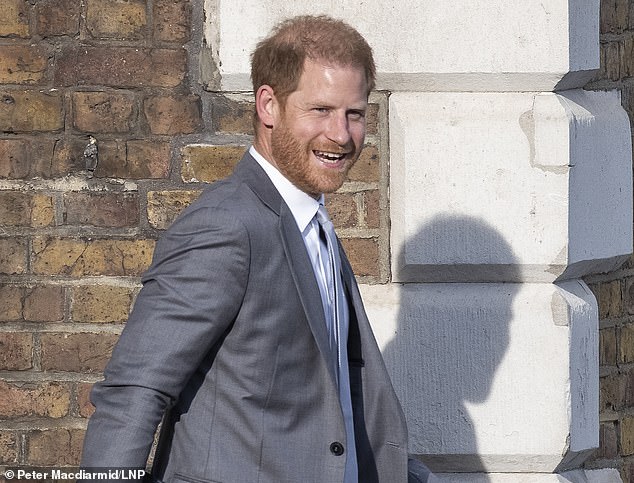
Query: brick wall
584 0 634 480
0 0 388 472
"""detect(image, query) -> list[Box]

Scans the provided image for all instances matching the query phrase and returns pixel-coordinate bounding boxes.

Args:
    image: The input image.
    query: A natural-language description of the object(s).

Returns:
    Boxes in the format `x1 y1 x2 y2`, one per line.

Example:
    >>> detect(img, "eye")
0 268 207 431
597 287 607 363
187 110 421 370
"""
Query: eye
348 110 366 121
313 107 329 114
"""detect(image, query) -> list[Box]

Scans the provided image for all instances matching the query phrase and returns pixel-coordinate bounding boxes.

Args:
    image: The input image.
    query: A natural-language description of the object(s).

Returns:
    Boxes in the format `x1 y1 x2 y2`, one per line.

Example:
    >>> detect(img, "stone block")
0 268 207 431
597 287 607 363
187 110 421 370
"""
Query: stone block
203 0 599 91
389 90 632 283
360 280 598 473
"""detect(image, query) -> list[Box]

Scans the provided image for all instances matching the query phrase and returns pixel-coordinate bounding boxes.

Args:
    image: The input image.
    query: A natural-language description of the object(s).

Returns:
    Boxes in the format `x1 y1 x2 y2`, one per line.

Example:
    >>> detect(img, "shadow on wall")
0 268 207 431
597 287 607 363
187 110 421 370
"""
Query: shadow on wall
382 214 520 479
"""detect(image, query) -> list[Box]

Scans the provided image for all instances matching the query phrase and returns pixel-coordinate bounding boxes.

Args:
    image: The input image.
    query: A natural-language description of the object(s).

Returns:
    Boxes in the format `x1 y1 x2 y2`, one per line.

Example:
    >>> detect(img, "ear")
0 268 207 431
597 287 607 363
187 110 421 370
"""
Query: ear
255 85 279 128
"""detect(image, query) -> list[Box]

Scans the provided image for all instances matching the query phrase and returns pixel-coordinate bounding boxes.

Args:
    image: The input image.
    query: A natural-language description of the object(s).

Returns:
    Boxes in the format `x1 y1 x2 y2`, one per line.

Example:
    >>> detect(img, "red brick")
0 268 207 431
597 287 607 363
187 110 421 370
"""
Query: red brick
181 144 245 183
0 431 18 465
55 46 186 88
600 0 629 34
0 192 54 227
598 280 623 319
0 332 33 370
63 192 139 227
348 144 380 183
0 45 50 84
50 137 86 177
36 0 81 37
123 140 171 178
0 238 27 275
601 373 626 412
86 0 147 40
0 285 22 321
78 383 95 417
144 94 203 135
365 103 379 136
31 237 155 276
71 284 134 323
364 189 381 229
326 193 358 228
23 286 64 322
600 327 618 366
211 95 254 135
0 90 64 133
154 0 191 43
0 139 28 178
601 41 621 82
40 332 118 373
147 190 201 230
26 429 84 466
94 138 174 179
596 422 619 459
0 0 30 38
0 380 70 418
72 91 137 134
340 237 380 277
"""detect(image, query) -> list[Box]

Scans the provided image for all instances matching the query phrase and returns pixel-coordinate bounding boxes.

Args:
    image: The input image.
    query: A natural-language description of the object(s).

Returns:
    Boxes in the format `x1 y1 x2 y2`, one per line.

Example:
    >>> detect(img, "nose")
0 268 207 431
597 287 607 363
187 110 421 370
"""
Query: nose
326 112 351 146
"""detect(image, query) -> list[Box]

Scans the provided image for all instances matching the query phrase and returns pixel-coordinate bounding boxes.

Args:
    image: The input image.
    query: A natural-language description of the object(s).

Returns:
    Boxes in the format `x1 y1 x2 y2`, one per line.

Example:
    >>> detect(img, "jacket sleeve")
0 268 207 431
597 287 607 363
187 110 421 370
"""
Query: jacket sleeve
80 205 250 468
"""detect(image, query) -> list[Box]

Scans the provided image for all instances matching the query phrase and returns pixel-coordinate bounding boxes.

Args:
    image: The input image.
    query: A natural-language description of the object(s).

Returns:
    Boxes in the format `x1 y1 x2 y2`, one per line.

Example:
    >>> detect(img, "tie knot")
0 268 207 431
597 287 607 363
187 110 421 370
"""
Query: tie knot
316 205 332 225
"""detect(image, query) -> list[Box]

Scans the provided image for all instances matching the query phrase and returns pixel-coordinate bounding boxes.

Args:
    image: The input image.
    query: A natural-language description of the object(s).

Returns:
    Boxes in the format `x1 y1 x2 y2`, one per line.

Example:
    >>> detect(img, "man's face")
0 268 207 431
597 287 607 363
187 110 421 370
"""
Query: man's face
269 59 368 198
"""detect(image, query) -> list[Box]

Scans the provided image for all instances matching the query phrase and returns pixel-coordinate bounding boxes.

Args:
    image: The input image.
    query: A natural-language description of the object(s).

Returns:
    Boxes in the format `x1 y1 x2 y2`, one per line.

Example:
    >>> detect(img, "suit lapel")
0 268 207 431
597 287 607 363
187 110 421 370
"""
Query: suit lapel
234 152 339 386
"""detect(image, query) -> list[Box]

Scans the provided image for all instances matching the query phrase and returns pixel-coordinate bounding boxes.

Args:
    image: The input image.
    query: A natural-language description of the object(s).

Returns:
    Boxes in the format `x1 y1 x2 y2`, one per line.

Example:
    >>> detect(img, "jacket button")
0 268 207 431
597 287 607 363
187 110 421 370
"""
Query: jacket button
329 442 344 456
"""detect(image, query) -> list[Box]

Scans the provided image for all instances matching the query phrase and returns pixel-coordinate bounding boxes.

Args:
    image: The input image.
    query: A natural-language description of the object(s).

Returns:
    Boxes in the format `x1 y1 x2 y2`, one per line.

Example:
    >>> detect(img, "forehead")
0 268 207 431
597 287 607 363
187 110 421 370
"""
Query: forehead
293 59 368 103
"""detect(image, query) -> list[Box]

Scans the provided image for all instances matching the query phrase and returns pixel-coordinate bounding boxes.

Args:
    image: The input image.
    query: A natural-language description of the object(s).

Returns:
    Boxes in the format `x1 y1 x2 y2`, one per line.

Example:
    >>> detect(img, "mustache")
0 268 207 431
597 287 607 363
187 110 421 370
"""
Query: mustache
311 141 356 154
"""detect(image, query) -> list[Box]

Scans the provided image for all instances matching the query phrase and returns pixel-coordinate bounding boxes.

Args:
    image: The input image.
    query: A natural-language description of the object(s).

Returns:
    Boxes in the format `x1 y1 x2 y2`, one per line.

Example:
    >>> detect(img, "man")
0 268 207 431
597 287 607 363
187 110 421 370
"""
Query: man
81 15 430 483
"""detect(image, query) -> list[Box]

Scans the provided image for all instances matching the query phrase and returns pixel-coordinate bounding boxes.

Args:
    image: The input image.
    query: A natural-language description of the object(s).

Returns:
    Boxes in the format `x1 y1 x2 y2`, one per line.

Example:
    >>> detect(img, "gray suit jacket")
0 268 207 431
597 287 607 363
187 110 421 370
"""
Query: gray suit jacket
80 153 409 482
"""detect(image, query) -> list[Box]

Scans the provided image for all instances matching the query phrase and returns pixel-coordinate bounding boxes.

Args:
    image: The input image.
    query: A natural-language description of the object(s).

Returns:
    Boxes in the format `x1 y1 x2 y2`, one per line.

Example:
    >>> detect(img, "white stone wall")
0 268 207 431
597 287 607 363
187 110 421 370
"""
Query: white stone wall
204 0 632 480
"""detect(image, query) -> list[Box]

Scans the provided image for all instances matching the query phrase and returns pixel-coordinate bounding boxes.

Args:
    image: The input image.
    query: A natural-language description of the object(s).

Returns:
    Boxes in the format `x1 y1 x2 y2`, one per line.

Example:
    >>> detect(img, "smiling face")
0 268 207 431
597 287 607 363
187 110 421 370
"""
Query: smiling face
255 59 368 198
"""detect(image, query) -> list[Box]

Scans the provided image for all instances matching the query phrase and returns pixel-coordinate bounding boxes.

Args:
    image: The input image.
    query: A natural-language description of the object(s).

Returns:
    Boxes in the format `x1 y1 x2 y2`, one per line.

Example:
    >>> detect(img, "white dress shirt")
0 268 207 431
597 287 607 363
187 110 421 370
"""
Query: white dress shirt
249 146 358 483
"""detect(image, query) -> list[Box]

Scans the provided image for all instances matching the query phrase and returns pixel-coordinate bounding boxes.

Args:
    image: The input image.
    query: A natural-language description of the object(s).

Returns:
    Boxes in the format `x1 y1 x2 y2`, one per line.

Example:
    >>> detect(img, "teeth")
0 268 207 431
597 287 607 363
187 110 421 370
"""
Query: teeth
314 150 345 162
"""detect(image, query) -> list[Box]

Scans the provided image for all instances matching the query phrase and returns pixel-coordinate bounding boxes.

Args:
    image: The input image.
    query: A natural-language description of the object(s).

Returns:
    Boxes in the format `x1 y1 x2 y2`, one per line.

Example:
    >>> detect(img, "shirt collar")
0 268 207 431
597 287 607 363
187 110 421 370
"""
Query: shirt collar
249 146 323 233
